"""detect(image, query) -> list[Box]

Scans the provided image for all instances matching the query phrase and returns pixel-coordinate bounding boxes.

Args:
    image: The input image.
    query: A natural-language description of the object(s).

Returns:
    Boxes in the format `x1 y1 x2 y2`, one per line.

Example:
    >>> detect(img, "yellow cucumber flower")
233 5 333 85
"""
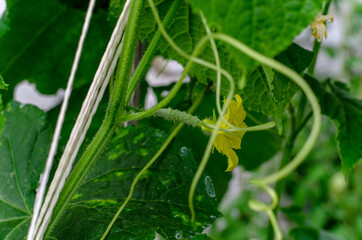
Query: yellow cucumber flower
203 95 247 172
310 15 334 42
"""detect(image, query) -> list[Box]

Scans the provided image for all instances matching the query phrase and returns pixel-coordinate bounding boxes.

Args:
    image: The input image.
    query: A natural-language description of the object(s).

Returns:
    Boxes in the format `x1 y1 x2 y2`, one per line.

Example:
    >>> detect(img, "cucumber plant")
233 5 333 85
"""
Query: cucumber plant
0 0 361 239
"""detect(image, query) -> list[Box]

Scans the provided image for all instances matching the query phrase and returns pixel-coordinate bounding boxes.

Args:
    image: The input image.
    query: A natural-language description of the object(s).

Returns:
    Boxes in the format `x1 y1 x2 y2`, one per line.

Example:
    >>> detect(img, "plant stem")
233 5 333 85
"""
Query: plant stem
296 94 307 126
121 35 208 122
44 0 145 237
110 1 144 115
266 109 313 239
308 0 332 75
155 108 203 127
266 128 295 240
125 0 183 104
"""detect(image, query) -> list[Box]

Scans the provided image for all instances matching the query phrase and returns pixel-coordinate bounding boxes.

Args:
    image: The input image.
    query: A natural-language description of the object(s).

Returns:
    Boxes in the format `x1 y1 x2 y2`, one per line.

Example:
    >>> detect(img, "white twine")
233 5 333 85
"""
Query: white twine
30 0 132 239
27 0 96 239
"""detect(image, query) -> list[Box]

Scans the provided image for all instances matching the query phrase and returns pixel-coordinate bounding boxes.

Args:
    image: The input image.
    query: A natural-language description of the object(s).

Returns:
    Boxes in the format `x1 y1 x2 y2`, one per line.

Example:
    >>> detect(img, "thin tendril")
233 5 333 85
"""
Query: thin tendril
187 35 321 227
200 12 235 129
202 121 276 133
145 0 281 223
143 0 262 134
100 88 206 240
210 34 321 184
248 183 281 239
147 0 321 234
208 33 321 239
188 95 229 221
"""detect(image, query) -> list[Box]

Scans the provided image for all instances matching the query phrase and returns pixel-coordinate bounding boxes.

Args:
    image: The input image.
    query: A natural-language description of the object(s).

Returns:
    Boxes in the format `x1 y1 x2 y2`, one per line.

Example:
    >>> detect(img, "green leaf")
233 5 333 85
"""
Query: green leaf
238 43 314 133
0 75 8 90
110 0 243 86
0 0 113 102
51 126 219 240
0 102 51 239
305 76 362 174
110 1 315 130
240 117 282 170
0 3 10 38
188 0 324 69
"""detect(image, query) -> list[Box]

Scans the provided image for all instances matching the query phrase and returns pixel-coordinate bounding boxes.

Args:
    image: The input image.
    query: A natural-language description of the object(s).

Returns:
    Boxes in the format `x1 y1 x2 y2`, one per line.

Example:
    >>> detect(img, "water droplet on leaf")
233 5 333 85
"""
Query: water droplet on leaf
204 176 216 198
180 146 188 157
175 231 183 239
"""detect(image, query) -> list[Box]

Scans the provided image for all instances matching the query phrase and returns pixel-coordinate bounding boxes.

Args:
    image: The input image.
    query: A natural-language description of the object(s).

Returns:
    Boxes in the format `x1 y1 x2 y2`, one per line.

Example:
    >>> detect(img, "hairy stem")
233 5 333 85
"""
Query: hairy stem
125 0 183 104
154 108 203 127
120 36 207 122
44 0 145 236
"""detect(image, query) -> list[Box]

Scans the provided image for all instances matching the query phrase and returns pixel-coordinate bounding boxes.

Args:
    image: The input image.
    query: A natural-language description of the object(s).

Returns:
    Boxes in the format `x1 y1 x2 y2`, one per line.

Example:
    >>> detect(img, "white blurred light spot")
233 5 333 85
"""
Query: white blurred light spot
161 90 170 98
216 218 227 231
0 0 6 17
144 87 157 110
230 208 240 219
144 56 190 110
14 81 65 111
146 56 190 87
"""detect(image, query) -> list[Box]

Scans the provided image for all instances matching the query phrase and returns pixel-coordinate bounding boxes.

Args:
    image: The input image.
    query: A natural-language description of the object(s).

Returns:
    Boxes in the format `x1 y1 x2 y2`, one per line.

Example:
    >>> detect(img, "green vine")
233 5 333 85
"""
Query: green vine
44 0 145 236
2 0 358 239
50 0 321 237
124 0 183 104
143 0 321 237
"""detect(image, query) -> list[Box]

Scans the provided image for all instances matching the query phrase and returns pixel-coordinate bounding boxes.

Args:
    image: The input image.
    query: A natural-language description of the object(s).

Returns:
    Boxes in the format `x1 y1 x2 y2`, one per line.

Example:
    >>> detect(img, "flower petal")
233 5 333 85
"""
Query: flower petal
212 94 248 171
225 150 238 172
310 15 334 42
315 15 334 23
213 133 239 171
221 95 247 128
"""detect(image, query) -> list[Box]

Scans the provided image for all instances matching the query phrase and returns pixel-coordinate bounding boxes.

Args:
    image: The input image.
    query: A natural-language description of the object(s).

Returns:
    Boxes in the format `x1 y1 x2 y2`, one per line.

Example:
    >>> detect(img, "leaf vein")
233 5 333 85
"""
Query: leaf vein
7 137 30 212
4 217 30 240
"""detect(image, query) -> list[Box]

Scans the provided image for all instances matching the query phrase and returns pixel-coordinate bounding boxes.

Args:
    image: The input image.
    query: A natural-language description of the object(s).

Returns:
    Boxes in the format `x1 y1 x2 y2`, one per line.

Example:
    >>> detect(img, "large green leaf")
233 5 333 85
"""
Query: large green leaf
238 43 314 133
110 0 314 132
0 102 51 239
188 0 324 69
110 0 243 86
305 76 362 173
0 0 113 102
51 126 219 240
